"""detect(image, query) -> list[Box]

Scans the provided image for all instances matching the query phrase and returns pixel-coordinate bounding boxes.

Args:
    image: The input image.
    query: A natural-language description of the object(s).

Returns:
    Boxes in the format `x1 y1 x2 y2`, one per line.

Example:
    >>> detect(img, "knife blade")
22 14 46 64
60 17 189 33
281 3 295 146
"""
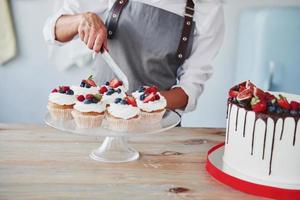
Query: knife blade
93 51 129 91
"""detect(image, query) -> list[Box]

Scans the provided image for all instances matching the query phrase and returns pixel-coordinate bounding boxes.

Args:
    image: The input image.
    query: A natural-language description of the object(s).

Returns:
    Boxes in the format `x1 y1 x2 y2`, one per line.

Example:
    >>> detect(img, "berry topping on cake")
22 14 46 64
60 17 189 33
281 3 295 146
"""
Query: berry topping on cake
126 96 137 107
52 86 74 95
144 86 158 94
277 95 290 110
109 78 123 88
99 86 108 94
114 96 137 107
228 80 300 116
80 75 97 88
78 93 102 104
143 93 156 103
251 97 267 113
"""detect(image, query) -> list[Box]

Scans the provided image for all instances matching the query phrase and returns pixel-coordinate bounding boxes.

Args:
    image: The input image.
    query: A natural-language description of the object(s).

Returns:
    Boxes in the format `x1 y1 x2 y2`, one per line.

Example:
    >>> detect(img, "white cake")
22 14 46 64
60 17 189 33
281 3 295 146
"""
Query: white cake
223 83 300 189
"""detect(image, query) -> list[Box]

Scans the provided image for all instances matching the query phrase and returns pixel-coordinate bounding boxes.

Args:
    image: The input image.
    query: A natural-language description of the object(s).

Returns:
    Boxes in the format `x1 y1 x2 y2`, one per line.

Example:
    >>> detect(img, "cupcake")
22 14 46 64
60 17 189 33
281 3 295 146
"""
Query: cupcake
134 86 167 123
100 78 127 104
47 86 76 121
106 96 140 132
71 75 99 95
71 93 106 128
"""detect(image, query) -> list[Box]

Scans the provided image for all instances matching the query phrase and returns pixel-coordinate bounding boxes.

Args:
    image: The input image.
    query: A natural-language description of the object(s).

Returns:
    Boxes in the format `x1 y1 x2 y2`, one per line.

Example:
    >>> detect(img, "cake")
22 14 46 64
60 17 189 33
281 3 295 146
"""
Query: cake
47 86 76 121
100 78 126 104
106 96 140 131
134 86 167 124
71 93 106 128
71 75 99 95
223 80 300 188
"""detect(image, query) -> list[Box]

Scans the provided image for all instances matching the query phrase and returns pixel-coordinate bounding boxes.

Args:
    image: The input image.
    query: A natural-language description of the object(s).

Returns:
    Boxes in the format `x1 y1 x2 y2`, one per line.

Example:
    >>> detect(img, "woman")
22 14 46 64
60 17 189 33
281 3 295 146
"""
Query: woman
43 0 224 113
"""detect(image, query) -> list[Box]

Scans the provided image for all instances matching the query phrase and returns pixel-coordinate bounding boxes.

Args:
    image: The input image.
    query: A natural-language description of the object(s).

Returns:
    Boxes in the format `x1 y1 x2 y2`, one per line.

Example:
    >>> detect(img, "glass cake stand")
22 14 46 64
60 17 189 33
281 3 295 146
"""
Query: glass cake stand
44 110 180 163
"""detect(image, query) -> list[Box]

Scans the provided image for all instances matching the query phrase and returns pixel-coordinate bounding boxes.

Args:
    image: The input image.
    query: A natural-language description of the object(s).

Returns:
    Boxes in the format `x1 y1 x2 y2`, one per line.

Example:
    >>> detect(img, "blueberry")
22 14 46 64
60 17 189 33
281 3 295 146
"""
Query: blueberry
105 81 109 86
290 110 298 116
267 101 273 107
85 84 91 88
140 94 146 101
66 90 74 95
121 100 128 105
276 107 283 114
282 109 289 114
84 99 92 104
92 98 99 103
268 105 276 113
108 88 114 93
106 91 113 96
117 88 121 94
138 86 145 92
114 98 122 104
80 82 85 87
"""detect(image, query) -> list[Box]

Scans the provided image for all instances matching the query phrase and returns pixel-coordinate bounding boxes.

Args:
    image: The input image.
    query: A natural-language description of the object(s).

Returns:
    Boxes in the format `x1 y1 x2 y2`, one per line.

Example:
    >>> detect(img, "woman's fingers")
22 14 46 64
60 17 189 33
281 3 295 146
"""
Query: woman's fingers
83 27 90 44
87 28 97 49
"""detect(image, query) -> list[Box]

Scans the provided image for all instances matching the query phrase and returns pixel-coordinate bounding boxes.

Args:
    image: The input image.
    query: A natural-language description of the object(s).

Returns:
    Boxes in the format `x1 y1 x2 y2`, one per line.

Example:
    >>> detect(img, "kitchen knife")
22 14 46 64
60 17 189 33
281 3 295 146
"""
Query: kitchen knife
93 51 129 91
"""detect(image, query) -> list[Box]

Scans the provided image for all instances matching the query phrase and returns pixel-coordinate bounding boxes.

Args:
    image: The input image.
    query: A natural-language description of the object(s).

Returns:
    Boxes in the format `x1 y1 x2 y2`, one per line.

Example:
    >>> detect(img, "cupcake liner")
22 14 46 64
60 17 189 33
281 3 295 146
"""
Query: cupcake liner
47 105 73 121
72 111 104 129
140 109 166 124
106 114 140 132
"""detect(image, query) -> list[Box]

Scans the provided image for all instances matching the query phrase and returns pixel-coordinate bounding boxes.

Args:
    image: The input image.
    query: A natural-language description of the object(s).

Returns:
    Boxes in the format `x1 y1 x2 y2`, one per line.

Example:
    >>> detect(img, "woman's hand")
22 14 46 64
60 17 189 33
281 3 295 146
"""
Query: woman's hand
78 12 108 53
55 12 107 52
160 88 188 110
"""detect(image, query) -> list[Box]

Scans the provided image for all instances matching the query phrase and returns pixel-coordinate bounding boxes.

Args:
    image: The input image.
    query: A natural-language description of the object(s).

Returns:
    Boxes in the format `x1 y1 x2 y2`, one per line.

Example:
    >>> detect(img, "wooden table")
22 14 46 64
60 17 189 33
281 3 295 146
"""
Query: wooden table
0 124 267 200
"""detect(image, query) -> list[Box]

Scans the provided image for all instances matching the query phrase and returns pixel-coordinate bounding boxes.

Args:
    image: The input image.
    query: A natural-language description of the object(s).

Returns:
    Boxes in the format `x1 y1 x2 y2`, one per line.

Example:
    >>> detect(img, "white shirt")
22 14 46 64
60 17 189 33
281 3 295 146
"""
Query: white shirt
43 0 225 112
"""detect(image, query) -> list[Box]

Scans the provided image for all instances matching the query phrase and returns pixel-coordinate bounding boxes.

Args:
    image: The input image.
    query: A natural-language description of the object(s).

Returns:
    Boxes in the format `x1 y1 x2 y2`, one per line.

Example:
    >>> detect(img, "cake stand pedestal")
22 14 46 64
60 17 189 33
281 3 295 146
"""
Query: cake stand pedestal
90 137 139 163
44 110 180 163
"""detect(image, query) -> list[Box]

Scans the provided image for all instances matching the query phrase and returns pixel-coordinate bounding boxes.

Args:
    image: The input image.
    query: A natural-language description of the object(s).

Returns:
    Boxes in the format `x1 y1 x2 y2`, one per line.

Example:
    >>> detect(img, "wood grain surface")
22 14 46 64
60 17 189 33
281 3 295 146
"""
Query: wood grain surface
0 124 268 200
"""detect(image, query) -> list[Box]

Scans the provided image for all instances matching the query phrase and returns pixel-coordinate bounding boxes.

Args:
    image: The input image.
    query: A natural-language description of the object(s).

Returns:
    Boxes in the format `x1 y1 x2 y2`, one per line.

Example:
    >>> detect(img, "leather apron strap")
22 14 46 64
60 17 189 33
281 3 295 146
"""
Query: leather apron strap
106 0 195 65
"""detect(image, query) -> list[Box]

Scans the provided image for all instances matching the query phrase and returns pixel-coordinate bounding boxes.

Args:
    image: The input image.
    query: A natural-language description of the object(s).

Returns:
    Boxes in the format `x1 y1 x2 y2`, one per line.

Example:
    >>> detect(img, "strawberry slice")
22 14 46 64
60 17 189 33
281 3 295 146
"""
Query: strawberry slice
229 90 239 98
239 85 246 93
143 93 156 103
85 79 97 87
252 101 267 113
99 86 108 94
109 78 123 88
278 95 290 110
126 96 137 107
265 92 276 101
144 86 158 94
290 101 300 110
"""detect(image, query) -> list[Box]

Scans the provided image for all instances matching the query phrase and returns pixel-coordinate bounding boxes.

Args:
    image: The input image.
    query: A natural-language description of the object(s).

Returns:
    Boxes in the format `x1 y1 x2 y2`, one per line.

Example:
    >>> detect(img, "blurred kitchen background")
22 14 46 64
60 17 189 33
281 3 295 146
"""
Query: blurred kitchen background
0 0 300 127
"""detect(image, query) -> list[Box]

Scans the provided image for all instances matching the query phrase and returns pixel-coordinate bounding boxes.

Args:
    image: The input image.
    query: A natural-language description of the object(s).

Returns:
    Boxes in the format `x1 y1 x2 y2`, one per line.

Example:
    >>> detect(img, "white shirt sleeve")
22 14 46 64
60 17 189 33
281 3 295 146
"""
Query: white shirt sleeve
173 3 225 112
43 0 109 46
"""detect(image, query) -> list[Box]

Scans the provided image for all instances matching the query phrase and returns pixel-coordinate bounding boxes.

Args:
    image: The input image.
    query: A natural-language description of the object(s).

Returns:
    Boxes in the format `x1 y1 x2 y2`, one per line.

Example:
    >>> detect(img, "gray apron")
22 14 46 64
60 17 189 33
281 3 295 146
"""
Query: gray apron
94 0 195 93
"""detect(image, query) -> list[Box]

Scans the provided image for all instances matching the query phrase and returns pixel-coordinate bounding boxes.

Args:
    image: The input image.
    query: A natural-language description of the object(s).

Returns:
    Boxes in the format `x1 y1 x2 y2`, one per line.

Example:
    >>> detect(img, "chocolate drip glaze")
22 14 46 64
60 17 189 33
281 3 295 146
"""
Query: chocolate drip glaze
293 118 299 146
280 119 285 140
235 108 239 131
226 104 233 144
243 112 248 137
269 118 279 175
227 101 300 175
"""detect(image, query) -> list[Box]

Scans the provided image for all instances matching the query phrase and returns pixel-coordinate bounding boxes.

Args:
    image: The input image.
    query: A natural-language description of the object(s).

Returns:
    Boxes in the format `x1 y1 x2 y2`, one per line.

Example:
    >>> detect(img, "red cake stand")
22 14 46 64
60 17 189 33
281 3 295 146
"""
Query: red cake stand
206 142 300 199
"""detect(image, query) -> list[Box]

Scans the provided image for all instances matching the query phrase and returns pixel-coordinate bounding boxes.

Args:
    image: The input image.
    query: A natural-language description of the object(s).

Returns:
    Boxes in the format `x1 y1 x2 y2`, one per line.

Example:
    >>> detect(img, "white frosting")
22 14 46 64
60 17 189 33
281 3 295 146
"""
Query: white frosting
108 103 140 119
223 92 300 189
136 93 167 112
71 86 99 95
132 90 143 99
74 102 106 113
49 92 76 105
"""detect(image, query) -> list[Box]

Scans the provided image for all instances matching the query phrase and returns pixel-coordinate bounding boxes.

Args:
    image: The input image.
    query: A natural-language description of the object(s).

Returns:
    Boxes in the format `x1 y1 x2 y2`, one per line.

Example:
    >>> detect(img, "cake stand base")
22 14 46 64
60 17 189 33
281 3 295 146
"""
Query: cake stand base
89 136 139 163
